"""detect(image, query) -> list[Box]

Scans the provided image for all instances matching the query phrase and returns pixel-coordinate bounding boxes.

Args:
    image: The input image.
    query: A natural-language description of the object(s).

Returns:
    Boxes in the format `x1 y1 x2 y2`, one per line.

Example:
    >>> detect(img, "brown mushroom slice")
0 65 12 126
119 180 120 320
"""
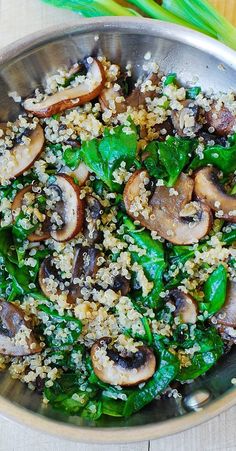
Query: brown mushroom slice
0 299 42 356
68 244 101 303
124 170 212 245
168 289 198 324
11 185 50 242
49 174 85 242
214 281 236 328
38 256 63 299
205 103 235 136
24 59 106 118
194 166 236 222
91 338 156 387
60 162 90 187
84 195 103 244
171 100 202 136
99 72 159 114
0 124 44 182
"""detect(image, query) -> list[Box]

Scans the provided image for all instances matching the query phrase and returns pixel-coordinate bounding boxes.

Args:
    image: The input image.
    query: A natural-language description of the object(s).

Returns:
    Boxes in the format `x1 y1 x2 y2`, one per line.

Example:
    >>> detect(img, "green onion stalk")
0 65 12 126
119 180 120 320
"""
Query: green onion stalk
161 0 236 48
43 0 236 50
43 0 137 16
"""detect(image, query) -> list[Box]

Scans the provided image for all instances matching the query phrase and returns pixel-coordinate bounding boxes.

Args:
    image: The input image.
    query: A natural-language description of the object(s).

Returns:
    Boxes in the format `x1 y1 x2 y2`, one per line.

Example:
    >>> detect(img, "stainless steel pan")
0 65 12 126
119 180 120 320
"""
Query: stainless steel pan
0 17 236 442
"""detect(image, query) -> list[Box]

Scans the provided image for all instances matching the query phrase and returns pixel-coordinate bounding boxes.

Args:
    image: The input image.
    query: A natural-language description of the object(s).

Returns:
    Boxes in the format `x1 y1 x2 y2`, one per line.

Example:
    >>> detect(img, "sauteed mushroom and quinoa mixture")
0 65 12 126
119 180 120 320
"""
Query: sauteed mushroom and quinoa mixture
0 54 236 419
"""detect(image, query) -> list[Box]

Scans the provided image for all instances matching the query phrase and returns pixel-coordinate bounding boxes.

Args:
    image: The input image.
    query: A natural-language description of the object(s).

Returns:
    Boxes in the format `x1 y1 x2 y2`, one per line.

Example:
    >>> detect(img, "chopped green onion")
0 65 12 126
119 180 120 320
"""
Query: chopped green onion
164 72 177 86
186 86 201 99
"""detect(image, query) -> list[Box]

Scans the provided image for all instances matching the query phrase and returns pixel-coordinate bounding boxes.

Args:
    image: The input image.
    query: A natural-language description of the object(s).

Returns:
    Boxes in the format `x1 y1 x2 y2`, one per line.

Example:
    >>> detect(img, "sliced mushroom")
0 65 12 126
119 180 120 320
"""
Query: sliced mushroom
124 169 212 245
212 281 236 344
99 72 159 114
167 289 198 324
24 59 105 118
91 337 156 387
68 244 101 303
38 256 63 299
49 174 85 242
0 124 44 183
171 100 202 136
214 281 236 328
0 299 42 356
84 195 103 244
205 103 235 136
11 185 50 242
194 166 236 222
59 162 90 187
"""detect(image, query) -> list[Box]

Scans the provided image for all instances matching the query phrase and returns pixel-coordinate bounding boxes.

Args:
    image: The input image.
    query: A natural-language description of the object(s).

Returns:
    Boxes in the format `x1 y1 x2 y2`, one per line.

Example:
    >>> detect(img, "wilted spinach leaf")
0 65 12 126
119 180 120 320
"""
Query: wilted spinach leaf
190 136 236 173
144 136 195 187
79 121 137 191
200 264 227 316
177 327 223 381
123 216 166 308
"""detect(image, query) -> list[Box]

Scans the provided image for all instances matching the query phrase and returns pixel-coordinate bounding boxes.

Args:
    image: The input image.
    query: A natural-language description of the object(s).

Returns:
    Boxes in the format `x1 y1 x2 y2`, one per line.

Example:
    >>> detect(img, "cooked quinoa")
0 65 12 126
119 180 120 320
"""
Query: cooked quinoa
0 54 235 419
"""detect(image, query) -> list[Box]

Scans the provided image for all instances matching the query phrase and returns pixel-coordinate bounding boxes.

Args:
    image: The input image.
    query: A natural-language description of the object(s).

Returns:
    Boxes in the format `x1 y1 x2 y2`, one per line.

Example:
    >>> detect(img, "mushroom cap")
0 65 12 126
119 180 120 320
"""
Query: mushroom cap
68 244 101 303
49 174 85 242
168 289 198 324
205 103 235 136
24 59 105 117
124 169 212 245
91 338 156 387
0 299 42 356
38 256 63 299
0 124 44 183
99 72 159 114
171 99 202 137
11 185 51 242
83 195 103 244
214 281 236 328
194 166 236 222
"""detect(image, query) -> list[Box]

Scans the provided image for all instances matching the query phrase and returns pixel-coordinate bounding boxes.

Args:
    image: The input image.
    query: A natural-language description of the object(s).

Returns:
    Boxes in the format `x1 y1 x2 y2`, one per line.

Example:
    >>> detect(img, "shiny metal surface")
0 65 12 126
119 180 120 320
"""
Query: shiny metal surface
0 18 236 442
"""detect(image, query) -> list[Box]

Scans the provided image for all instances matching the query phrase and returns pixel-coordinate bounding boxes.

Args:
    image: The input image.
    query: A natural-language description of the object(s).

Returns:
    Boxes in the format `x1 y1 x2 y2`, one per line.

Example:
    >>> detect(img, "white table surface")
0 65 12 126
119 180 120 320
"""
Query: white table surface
1 0 236 450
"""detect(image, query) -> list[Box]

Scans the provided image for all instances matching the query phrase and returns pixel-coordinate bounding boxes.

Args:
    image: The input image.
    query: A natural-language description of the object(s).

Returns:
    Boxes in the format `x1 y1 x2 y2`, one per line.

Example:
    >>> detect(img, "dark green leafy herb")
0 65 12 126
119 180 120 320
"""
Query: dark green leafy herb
79 121 137 191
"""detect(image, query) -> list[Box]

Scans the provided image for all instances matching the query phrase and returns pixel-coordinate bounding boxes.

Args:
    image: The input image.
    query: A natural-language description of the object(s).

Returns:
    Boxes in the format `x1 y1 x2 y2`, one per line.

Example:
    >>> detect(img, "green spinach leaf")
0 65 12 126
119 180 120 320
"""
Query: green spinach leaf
79 121 137 191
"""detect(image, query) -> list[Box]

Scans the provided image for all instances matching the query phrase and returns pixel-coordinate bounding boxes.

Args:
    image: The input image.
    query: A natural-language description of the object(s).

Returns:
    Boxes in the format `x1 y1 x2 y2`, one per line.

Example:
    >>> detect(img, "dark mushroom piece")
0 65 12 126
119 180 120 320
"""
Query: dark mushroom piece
0 299 42 356
84 195 103 244
167 289 198 324
214 281 236 328
49 174 85 242
68 244 101 304
0 124 44 182
171 100 202 136
205 102 235 136
11 185 51 242
99 72 160 114
194 166 236 222
91 337 156 387
124 169 212 245
24 59 106 118
38 256 63 299
213 281 236 344
113 275 130 296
